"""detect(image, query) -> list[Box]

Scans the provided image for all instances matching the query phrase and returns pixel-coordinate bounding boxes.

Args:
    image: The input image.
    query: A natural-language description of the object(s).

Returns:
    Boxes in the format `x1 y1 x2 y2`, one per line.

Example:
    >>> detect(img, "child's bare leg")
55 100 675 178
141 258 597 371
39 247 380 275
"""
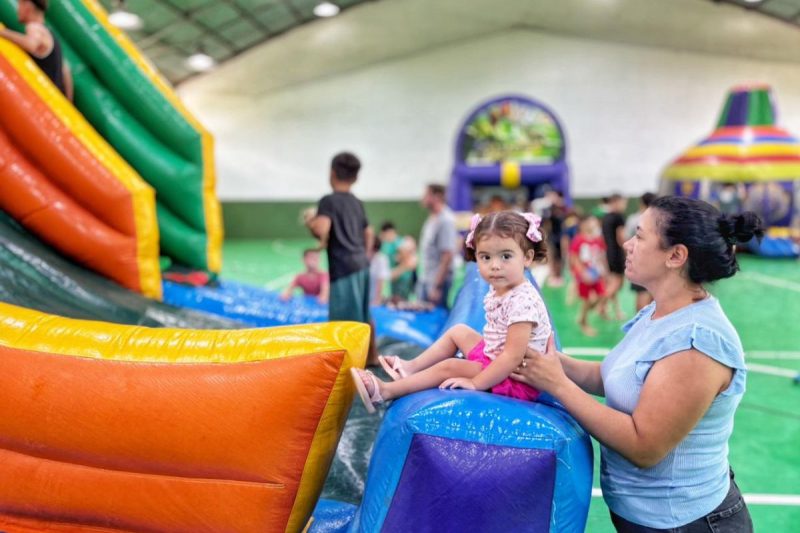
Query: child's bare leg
593 295 606 317
401 324 482 374
381 358 483 400
579 299 597 336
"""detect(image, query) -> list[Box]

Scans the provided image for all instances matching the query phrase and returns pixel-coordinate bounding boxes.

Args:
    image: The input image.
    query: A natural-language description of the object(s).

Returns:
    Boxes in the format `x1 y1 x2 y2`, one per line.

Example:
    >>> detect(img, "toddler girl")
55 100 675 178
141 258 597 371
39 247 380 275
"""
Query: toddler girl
351 211 552 413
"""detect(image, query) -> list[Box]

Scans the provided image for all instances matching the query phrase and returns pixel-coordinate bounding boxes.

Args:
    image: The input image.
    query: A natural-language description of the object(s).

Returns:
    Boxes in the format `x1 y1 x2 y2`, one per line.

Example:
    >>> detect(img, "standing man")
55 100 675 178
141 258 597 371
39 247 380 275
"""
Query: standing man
306 152 377 365
0 0 73 101
419 184 457 308
601 193 628 320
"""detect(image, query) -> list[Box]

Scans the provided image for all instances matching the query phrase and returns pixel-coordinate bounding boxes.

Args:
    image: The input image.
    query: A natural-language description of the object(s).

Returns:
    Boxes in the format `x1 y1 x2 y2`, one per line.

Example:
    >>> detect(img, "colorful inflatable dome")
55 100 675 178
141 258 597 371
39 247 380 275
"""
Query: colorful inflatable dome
0 303 369 533
662 84 800 257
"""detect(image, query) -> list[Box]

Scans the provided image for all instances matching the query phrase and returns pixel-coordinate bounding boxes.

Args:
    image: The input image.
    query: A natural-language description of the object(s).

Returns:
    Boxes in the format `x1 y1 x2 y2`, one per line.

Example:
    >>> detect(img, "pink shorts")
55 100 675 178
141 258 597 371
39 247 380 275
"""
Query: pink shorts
466 340 540 401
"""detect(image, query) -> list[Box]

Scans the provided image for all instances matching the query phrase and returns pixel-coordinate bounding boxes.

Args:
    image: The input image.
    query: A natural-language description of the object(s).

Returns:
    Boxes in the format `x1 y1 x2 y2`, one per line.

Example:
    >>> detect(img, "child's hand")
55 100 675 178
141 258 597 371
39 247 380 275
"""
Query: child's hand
439 377 476 390
511 334 569 396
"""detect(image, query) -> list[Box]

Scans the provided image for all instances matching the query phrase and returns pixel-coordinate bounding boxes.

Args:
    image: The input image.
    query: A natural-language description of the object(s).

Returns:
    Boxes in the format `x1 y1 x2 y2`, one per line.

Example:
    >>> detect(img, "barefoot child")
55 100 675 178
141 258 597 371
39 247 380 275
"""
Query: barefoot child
570 214 608 336
351 211 552 413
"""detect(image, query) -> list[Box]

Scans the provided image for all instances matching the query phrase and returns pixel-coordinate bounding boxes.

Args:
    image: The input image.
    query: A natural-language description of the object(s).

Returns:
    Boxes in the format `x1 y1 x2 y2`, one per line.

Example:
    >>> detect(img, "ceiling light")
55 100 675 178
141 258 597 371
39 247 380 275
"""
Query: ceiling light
186 51 216 72
741 0 764 3
108 1 143 31
313 2 340 17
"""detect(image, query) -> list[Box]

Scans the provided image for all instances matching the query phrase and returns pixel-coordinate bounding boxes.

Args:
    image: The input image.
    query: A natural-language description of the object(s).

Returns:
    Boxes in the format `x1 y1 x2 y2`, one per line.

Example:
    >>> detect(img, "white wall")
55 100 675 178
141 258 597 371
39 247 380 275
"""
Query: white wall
181 28 800 201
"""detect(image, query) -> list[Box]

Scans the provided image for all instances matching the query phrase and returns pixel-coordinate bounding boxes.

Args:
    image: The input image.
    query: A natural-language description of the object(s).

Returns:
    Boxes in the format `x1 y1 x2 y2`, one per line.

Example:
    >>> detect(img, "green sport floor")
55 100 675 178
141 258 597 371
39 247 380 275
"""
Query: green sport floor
223 239 800 532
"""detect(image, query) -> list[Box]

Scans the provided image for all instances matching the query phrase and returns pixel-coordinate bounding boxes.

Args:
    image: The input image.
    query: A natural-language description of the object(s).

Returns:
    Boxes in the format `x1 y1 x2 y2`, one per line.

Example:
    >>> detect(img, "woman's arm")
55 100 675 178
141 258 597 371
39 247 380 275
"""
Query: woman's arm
515 337 732 468
441 322 533 391
557 354 604 396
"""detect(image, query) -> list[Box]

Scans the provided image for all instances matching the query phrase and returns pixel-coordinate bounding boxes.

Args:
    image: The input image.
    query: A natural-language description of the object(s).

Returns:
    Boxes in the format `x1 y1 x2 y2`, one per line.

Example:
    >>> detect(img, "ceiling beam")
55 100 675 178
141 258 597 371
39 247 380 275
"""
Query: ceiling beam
158 0 240 52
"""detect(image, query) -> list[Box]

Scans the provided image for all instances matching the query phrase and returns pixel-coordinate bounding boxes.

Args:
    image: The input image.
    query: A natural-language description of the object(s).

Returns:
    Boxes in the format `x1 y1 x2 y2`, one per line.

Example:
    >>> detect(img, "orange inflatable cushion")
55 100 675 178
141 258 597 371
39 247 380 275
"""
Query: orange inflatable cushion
0 344 344 532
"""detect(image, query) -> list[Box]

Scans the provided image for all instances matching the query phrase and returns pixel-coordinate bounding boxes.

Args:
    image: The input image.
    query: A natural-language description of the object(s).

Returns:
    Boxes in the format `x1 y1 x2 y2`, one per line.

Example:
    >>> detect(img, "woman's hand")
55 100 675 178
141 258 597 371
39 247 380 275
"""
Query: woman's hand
439 377 477 390
510 334 570 397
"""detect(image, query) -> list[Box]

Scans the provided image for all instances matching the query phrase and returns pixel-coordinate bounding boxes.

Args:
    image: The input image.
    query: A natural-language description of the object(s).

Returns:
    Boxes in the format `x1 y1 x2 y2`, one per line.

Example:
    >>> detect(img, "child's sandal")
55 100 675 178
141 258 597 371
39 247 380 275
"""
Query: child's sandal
378 355 409 381
350 368 385 414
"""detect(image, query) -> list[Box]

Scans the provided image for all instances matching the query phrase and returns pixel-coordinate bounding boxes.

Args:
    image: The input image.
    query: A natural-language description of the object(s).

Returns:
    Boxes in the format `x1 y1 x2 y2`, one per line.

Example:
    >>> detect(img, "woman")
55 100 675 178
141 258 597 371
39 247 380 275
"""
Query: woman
513 196 760 532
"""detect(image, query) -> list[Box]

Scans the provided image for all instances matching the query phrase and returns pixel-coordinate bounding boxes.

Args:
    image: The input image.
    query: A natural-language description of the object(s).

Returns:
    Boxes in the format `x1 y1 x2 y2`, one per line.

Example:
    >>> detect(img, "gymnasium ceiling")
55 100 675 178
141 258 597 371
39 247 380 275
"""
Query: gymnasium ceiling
100 0 800 88
97 0 378 84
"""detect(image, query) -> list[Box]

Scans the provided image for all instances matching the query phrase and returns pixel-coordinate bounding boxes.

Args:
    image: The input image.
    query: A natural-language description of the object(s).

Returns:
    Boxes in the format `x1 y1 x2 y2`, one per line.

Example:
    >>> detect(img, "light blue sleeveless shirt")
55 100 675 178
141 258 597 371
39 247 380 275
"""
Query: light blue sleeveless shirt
600 297 746 529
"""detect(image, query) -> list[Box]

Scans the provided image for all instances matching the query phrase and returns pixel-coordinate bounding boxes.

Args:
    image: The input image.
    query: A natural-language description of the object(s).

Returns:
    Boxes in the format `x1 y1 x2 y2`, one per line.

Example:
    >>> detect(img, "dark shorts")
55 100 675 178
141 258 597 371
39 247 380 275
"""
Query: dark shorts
329 268 371 324
610 470 752 533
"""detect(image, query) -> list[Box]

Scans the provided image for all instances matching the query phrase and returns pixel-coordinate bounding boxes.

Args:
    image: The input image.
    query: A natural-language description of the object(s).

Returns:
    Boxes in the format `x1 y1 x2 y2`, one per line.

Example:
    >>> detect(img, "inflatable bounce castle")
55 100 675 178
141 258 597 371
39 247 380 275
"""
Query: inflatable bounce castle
1 1 593 530
448 95 572 212
0 2 367 530
662 84 800 257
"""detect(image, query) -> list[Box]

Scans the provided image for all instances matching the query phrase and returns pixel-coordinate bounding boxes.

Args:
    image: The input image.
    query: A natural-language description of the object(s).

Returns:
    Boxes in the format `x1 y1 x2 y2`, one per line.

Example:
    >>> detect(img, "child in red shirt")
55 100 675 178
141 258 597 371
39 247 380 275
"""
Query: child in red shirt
281 249 329 304
569 215 607 336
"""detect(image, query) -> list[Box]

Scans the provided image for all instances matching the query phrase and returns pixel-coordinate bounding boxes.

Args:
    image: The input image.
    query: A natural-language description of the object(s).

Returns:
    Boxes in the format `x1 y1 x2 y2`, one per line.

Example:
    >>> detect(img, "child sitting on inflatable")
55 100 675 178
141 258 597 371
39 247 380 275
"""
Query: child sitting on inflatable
351 211 552 413
281 248 329 304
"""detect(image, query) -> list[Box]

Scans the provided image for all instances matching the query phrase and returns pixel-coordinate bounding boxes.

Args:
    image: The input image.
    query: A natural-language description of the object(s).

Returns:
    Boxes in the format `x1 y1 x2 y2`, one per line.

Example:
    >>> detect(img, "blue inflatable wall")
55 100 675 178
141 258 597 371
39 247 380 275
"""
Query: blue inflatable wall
163 279 448 347
311 264 593 532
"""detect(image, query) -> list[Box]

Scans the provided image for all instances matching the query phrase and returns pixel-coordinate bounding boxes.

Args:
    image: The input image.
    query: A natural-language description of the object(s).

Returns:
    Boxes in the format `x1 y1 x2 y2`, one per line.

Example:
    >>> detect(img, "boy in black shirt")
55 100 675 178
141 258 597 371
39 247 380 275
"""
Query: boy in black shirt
306 152 377 365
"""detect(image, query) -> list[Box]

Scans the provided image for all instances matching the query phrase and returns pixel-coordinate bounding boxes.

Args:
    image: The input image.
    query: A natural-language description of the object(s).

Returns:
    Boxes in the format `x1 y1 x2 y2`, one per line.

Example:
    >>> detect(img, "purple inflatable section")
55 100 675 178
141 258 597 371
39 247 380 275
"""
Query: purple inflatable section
382 434 556 532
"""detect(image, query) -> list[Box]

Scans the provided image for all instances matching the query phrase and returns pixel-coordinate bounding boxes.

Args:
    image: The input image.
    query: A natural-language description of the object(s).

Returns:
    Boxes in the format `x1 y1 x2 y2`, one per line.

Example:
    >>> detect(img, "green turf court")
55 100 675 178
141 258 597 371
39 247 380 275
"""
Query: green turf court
223 239 800 531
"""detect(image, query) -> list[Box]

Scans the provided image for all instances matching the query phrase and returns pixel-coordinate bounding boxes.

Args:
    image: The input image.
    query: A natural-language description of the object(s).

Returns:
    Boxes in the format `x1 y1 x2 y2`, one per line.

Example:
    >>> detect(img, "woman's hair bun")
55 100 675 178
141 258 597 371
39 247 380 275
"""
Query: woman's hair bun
718 212 765 245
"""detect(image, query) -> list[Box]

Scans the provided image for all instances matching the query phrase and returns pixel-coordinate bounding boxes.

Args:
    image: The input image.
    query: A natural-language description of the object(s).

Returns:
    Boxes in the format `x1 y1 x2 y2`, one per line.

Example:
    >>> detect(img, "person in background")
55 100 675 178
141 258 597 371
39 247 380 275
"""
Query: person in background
593 196 610 219
562 208 582 306
514 196 760 532
570 214 607 336
717 183 744 215
306 151 377 365
625 192 657 312
390 235 418 302
379 221 402 270
380 220 410 300
280 248 329 304
419 184 457 308
487 194 509 213
602 194 628 319
369 234 390 306
0 0 72 101
541 190 568 287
